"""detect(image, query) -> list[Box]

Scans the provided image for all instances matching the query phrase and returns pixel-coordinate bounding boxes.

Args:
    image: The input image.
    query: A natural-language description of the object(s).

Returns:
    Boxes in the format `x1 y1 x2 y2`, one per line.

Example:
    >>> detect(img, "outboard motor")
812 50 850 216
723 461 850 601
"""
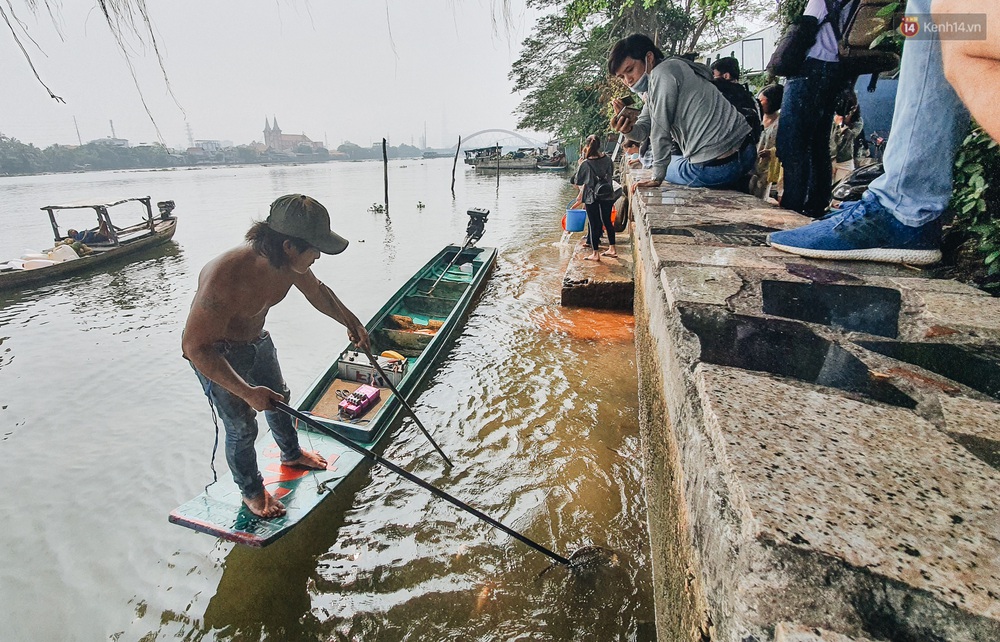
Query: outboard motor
465 208 489 246
157 200 176 220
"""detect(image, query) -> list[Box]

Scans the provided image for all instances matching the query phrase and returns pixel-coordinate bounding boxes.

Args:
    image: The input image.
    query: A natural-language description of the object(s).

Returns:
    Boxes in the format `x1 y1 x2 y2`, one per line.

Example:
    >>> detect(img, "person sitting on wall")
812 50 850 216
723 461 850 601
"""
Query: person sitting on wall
622 139 644 169
607 34 755 191
750 83 784 201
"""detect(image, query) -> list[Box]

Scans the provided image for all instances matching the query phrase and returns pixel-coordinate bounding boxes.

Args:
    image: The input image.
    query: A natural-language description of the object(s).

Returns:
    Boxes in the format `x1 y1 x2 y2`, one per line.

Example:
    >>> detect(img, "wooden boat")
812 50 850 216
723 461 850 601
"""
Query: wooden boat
463 146 539 170
0 197 177 291
169 242 498 547
535 155 568 171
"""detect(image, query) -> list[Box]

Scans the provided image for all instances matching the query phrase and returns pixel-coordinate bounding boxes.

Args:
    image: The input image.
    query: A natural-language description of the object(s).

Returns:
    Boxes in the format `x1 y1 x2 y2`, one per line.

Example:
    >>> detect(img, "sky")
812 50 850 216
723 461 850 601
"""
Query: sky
1 0 545 150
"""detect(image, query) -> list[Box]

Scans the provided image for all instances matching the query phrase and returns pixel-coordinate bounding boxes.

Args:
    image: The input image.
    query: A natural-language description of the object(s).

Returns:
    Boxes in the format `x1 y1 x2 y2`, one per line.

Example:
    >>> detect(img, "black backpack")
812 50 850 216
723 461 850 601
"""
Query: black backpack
825 0 901 90
712 78 763 146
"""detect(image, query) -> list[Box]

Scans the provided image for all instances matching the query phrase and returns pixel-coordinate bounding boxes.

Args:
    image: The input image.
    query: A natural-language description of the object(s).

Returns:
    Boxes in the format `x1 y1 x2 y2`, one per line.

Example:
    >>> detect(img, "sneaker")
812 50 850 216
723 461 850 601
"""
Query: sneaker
767 192 942 265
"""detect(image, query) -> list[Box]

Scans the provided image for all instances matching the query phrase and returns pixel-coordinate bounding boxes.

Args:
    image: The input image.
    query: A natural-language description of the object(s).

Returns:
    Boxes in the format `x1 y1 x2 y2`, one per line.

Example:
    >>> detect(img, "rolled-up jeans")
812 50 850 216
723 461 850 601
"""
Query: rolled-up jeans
867 0 970 226
191 331 302 499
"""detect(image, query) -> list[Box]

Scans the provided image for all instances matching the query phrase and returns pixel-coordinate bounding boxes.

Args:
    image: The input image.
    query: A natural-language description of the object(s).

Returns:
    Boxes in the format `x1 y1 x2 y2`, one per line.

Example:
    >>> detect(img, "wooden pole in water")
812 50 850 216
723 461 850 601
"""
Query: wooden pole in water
495 142 500 188
451 135 461 197
382 137 389 216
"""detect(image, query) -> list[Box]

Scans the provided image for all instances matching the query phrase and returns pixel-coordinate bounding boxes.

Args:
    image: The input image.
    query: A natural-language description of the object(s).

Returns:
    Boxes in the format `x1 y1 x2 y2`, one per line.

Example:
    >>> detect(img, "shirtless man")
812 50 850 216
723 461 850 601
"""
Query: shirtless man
182 194 370 518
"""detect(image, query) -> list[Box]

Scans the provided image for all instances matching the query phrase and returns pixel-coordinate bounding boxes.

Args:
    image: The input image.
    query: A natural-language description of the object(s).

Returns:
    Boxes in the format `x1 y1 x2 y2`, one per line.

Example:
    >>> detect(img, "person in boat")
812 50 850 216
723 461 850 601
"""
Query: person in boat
66 218 112 244
182 194 370 519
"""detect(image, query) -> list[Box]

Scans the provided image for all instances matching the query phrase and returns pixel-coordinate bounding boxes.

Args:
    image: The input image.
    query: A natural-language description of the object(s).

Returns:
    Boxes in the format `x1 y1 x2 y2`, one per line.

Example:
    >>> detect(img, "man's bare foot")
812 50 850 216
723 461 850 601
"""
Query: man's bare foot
243 490 286 518
285 449 328 470
584 252 600 261
601 249 617 257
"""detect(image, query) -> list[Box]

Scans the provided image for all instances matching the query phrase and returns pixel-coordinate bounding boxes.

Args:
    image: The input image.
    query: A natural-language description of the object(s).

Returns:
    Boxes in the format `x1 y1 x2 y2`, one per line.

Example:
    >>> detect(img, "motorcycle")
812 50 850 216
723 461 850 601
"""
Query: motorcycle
829 131 888 208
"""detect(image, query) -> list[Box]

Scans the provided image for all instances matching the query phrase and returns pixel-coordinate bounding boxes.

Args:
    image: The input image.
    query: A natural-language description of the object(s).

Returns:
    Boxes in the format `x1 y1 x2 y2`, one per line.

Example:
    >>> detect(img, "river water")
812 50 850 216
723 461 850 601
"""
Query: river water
0 160 654 641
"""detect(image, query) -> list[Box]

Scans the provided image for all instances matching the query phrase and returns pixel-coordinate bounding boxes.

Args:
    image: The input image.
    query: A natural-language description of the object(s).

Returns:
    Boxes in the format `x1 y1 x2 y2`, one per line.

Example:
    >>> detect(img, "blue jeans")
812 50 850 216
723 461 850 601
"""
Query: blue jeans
868 0 970 226
192 331 302 499
777 58 850 216
665 141 756 188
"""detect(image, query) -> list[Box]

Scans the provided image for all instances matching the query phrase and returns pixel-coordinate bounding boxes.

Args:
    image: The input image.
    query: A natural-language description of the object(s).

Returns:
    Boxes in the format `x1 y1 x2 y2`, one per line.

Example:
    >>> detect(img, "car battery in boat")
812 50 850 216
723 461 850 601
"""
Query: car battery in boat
337 351 407 387
338 384 381 418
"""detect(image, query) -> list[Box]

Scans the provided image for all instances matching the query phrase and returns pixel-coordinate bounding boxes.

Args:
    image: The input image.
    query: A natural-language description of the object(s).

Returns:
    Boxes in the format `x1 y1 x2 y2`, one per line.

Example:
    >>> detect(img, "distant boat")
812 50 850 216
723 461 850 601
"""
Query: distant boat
0 197 177 291
464 147 539 170
535 154 568 170
422 150 448 159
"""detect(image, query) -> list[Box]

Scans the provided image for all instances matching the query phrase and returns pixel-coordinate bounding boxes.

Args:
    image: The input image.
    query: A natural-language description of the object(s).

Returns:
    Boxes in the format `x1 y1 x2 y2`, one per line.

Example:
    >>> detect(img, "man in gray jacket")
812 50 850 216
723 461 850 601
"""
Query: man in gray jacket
609 34 755 191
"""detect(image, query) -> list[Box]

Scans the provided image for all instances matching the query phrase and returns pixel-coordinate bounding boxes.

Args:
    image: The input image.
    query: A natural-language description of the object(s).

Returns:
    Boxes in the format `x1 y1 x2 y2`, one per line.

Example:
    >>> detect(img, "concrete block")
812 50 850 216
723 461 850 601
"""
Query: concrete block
890 277 990 296
661 265 743 308
918 291 1000 333
774 622 875 642
697 364 1000 623
650 239 789 270
941 396 1000 442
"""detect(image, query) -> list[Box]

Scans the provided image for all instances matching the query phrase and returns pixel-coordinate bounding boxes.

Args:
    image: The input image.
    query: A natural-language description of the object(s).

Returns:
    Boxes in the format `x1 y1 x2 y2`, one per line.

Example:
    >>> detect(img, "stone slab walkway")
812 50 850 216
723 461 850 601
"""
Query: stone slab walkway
560 226 635 310
627 172 1000 642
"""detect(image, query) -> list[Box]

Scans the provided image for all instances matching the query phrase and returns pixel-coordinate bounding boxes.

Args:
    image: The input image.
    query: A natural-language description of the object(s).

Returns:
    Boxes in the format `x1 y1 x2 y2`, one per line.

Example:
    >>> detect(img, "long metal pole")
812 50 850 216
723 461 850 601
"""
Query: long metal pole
423 241 470 296
360 345 452 467
275 401 571 566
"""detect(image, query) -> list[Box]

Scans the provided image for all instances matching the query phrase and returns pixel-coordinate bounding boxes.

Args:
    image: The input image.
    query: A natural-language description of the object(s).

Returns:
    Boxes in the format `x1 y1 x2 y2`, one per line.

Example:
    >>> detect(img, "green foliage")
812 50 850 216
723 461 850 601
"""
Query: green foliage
777 0 808 30
511 0 771 143
950 127 1000 287
870 2 904 51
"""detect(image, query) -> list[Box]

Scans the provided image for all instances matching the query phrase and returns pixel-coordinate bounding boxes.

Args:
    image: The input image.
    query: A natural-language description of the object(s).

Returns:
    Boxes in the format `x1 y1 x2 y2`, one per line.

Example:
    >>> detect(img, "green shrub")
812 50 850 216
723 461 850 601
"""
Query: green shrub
948 126 1000 291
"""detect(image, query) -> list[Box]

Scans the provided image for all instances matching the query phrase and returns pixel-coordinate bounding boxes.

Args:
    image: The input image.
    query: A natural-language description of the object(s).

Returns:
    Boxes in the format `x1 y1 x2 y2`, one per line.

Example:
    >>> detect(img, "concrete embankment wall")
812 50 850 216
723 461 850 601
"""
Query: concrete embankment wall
627 174 1000 642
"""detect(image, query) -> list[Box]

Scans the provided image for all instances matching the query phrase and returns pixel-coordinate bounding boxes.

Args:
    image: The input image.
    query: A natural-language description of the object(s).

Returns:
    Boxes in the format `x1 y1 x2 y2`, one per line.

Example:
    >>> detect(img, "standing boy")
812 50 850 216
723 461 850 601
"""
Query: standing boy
182 194 370 518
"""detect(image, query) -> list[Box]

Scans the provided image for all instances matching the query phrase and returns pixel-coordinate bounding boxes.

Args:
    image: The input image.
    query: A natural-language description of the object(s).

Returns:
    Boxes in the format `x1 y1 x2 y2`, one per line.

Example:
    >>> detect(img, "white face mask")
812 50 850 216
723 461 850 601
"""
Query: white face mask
629 57 650 94
628 152 640 160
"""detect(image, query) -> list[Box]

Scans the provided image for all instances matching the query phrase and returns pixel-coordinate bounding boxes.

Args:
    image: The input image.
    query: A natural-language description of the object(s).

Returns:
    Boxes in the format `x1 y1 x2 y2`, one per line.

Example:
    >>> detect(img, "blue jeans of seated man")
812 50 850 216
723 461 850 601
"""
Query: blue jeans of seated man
192 331 302 499
868 0 969 227
776 58 849 216
665 142 756 188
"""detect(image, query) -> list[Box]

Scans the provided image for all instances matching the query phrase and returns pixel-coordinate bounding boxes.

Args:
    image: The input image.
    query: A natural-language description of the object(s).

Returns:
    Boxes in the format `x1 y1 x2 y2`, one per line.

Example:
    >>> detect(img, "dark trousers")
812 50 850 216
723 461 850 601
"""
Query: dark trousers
585 199 615 251
777 58 849 217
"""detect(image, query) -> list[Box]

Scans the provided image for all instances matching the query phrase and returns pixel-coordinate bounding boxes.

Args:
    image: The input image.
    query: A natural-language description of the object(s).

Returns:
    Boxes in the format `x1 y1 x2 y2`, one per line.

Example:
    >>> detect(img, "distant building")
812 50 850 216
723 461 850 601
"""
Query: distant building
263 117 323 152
89 137 129 147
702 24 779 78
195 140 222 153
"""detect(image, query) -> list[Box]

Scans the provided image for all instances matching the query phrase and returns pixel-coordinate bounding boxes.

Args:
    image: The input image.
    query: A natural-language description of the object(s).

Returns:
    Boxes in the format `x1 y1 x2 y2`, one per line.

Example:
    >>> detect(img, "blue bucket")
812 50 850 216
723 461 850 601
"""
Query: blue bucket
565 202 586 232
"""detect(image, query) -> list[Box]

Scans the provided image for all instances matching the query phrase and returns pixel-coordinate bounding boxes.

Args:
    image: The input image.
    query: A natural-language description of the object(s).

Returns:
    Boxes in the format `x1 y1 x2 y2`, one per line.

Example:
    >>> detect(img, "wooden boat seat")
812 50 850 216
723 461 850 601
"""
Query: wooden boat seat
402 294 458 317
414 278 466 299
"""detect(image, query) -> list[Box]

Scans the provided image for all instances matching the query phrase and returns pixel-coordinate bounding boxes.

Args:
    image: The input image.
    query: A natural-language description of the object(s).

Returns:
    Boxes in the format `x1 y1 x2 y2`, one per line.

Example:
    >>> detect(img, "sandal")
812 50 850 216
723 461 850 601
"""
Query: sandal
601 250 617 257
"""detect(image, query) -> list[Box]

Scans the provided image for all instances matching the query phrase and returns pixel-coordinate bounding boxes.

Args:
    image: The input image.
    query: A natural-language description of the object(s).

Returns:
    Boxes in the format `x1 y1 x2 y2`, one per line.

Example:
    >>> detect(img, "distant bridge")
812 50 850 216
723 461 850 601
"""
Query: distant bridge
451 129 546 150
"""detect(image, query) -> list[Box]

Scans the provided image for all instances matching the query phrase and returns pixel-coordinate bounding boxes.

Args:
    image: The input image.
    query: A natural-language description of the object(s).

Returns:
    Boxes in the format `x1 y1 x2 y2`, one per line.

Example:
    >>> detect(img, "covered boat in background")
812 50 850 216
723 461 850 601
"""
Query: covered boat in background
0 197 177 291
